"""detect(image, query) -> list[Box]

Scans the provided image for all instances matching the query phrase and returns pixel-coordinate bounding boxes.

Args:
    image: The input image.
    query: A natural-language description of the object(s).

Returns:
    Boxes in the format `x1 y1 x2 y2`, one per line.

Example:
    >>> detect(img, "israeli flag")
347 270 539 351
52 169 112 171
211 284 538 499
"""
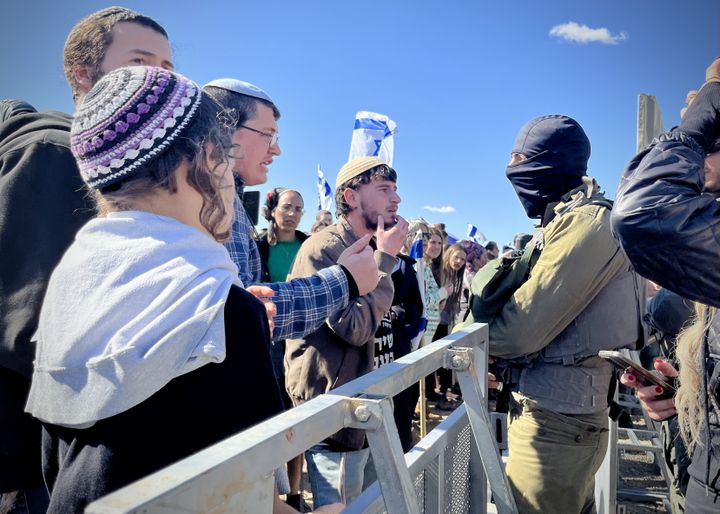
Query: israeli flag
409 228 428 350
466 223 478 239
349 111 398 166
409 229 424 259
317 165 333 211
466 223 487 244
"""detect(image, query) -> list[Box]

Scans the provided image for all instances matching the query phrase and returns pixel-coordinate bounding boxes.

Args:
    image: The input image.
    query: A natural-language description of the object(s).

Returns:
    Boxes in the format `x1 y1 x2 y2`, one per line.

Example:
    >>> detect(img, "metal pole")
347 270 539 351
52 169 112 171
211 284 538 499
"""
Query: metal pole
349 395 420 514
419 378 427 438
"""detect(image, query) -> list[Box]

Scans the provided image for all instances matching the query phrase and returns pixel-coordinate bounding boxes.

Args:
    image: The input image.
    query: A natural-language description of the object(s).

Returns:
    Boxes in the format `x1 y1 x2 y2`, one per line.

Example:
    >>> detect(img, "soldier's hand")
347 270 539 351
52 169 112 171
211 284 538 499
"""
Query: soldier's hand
337 234 379 296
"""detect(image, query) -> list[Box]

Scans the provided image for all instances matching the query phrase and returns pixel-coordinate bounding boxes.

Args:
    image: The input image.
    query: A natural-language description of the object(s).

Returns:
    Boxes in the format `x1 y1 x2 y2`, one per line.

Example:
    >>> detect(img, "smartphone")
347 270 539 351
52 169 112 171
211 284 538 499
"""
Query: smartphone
598 350 676 399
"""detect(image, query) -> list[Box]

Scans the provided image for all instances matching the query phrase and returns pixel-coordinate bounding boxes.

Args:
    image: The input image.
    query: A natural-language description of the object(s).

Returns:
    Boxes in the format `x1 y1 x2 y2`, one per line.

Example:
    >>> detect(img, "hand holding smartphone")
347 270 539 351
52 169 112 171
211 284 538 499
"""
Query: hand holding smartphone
598 350 676 399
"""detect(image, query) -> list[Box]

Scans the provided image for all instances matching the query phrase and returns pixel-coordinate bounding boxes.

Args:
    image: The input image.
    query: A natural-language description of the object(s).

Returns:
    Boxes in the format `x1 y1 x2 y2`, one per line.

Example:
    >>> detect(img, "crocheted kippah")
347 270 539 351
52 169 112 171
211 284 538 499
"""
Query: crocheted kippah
71 66 202 189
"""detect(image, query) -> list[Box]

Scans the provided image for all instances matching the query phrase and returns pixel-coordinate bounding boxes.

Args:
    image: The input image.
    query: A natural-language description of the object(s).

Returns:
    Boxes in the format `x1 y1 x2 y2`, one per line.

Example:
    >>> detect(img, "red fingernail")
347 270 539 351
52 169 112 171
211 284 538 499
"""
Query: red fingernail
654 358 663 364
655 387 664 394
627 374 635 381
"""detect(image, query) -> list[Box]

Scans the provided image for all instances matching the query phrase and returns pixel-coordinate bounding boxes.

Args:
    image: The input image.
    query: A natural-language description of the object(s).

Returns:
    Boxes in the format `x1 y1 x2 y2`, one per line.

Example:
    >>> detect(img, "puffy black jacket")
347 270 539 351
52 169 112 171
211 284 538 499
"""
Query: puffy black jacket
612 97 720 306
612 80 720 509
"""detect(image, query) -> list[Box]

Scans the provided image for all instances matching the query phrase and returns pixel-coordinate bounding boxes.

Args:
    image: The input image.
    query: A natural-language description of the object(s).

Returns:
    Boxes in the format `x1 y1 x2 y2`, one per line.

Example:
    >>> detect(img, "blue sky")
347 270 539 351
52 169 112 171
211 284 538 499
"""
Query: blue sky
2 0 717 245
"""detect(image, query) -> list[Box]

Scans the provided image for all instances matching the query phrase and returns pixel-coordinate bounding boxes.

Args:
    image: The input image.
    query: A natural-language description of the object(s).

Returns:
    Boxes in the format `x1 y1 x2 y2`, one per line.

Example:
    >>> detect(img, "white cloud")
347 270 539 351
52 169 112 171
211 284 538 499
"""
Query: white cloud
549 21 627 45
423 205 456 214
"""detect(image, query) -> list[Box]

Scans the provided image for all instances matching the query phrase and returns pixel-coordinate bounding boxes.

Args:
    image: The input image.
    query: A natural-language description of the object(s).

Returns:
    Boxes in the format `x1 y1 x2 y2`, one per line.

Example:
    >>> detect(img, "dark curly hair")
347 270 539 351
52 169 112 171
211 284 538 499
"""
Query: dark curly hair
262 187 303 245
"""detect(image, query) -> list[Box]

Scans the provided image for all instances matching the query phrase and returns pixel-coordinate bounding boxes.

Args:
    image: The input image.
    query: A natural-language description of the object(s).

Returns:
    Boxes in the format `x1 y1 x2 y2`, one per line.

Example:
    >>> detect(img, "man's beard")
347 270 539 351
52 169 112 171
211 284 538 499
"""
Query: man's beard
360 202 397 232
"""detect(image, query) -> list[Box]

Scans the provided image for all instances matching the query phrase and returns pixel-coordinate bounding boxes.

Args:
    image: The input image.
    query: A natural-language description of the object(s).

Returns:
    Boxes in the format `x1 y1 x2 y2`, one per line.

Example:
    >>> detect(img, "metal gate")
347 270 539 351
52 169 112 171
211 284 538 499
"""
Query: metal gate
86 323 517 514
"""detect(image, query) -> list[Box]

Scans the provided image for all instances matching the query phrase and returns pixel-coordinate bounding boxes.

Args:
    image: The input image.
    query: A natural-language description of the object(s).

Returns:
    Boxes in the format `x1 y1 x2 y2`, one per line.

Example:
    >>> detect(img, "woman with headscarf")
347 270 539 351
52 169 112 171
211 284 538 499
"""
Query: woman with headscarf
256 188 309 511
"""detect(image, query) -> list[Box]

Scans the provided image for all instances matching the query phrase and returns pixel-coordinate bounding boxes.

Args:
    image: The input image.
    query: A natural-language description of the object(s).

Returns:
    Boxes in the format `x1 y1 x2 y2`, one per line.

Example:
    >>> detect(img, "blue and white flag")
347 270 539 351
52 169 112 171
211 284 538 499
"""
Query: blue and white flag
466 223 487 244
408 229 424 260
317 165 333 211
349 111 398 166
408 228 427 350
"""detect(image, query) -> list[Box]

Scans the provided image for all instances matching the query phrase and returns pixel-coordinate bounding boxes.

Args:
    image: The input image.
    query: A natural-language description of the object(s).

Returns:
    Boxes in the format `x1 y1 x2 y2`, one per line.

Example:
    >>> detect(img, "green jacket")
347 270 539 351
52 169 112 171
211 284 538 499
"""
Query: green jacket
490 179 643 414
490 179 631 358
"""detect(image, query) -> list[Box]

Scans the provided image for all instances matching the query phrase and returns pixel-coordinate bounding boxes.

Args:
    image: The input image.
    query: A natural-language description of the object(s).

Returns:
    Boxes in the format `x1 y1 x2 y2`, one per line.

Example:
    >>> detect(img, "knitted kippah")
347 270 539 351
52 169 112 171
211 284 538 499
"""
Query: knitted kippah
335 156 385 188
71 66 202 189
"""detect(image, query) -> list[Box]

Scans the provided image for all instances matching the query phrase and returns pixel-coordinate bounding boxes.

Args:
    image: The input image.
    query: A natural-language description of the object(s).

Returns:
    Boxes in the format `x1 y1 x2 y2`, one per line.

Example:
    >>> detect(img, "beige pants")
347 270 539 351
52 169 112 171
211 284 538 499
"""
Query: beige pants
506 400 609 514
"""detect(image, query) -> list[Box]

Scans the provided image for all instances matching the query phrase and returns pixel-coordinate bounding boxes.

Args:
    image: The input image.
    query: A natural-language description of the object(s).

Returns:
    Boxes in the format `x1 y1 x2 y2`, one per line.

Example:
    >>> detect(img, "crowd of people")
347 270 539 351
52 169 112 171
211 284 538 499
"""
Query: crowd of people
1 5 719 514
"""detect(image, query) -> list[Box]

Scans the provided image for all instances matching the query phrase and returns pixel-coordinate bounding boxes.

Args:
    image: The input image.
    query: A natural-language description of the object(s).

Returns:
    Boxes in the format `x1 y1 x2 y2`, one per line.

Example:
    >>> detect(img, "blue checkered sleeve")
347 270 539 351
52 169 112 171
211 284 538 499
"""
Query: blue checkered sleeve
265 265 349 341
225 193 349 341
226 197 262 286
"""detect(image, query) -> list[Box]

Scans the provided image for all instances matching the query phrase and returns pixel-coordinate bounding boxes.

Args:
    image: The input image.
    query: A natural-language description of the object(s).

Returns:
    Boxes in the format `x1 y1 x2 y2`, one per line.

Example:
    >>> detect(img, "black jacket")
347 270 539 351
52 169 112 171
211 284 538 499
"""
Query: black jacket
0 101 93 378
612 82 720 308
612 81 720 506
390 254 424 360
41 286 283 513
0 101 94 492
255 229 308 283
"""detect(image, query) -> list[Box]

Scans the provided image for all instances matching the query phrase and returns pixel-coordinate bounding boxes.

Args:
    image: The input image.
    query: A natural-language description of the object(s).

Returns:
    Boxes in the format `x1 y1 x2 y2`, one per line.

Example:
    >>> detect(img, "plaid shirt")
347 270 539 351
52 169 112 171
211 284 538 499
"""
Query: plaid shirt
225 192 349 341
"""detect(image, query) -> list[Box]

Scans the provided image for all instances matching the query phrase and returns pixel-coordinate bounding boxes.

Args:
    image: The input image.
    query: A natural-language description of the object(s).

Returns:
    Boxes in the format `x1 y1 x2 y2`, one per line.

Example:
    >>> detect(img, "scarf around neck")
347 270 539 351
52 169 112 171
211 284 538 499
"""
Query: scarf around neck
25 211 241 427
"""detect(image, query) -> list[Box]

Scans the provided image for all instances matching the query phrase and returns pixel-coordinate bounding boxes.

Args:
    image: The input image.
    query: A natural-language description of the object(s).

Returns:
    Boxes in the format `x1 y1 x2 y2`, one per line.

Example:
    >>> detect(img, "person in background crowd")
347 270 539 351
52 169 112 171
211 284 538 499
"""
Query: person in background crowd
389 246 425 452
431 222 448 245
484 240 500 260
422 227 447 342
311 209 333 233
643 288 693 513
285 156 408 507
258 188 307 282
256 187 309 511
203 80 379 343
490 114 643 513
459 239 487 314
0 8 173 512
613 58 720 513
23 66 341 514
512 232 533 252
420 227 448 405
434 243 467 410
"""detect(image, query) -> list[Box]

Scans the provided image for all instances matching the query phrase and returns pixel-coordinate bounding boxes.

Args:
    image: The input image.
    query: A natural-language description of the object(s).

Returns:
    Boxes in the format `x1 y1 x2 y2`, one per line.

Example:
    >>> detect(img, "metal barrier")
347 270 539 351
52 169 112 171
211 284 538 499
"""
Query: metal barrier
594 349 672 514
86 323 518 514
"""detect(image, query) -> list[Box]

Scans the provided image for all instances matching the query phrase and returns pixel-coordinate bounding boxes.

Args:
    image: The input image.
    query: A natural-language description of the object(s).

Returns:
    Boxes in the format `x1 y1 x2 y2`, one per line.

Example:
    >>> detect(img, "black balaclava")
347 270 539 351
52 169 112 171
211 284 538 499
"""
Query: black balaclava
505 115 590 219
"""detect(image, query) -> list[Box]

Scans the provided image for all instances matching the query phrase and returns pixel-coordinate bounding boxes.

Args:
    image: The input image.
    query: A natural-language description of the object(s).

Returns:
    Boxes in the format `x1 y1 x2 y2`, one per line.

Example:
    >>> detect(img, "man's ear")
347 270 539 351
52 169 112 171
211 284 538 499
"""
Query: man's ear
342 187 359 209
73 65 96 95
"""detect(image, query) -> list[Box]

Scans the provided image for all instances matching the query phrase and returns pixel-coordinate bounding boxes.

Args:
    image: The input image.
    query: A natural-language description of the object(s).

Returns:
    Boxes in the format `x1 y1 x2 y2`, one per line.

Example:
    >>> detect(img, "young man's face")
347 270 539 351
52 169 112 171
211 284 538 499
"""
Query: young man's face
100 22 173 74
231 103 282 186
353 177 401 231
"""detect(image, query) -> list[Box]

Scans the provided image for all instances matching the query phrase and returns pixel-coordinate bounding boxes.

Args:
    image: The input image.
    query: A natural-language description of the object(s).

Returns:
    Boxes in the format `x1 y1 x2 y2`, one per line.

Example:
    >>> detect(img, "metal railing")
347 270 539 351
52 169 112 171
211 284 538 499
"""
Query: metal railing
86 323 518 514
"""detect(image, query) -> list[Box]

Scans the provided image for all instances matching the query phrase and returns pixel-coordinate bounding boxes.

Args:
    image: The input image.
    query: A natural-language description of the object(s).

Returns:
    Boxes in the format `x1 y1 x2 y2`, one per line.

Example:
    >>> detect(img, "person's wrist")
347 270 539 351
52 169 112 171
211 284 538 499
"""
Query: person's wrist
339 265 360 299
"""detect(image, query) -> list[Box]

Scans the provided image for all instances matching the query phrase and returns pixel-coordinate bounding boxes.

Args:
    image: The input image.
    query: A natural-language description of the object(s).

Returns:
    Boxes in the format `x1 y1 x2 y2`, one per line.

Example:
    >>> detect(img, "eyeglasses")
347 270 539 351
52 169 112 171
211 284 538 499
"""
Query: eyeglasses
277 204 304 215
240 124 279 147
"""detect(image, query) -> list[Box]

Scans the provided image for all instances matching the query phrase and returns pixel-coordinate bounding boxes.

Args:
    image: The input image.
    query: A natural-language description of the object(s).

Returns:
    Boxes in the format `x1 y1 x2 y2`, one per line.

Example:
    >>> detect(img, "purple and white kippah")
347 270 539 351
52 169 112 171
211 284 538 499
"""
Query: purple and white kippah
71 66 202 189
